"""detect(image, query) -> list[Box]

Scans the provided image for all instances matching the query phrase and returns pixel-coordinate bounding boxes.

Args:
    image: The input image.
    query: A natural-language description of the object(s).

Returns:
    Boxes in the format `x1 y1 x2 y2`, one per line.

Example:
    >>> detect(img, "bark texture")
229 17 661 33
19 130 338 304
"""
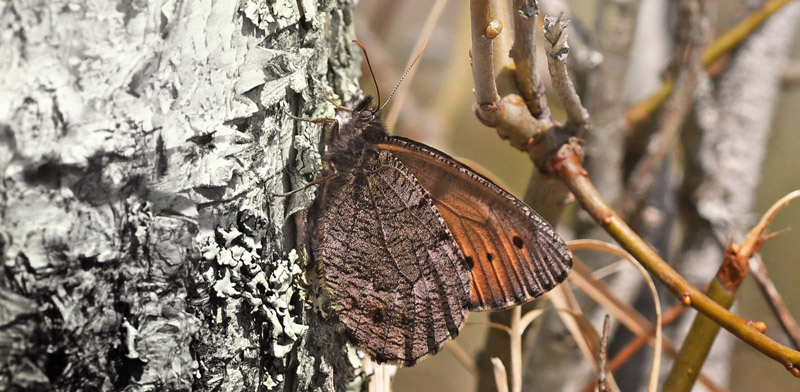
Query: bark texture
673 4 800 390
0 1 360 391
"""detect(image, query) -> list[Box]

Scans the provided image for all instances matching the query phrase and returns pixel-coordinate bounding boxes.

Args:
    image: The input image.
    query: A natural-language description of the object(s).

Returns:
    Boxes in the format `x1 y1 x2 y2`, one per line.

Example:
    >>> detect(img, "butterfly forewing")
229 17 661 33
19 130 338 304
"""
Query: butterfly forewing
316 149 472 365
377 137 573 311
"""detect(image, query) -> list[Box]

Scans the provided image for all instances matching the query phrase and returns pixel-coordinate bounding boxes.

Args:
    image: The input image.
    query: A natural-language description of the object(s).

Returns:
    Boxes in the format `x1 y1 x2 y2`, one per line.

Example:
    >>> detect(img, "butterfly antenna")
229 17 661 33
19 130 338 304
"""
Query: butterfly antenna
378 40 427 112
353 40 381 110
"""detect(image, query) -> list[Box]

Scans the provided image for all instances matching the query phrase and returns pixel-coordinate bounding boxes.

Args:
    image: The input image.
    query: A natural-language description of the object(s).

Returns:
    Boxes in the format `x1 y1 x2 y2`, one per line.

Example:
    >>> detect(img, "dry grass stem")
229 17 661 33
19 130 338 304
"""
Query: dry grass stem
491 357 510 392
568 240 662 392
548 288 623 392
555 152 800 375
597 315 611 392
749 255 800 350
384 0 449 130
444 341 479 376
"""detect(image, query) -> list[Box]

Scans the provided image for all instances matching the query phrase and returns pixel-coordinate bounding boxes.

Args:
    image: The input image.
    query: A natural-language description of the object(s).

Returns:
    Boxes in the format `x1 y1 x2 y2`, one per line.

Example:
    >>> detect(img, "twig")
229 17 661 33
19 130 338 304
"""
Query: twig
626 0 795 128
750 255 800 350
470 0 547 151
470 0 500 118
553 147 800 377
570 259 724 392
510 306 523 392
384 0 449 130
597 315 611 392
567 240 662 392
549 287 622 392
662 278 737 392
491 358 510 392
444 341 479 376
607 304 684 373
538 0 602 72
510 0 549 118
616 0 710 220
542 14 589 136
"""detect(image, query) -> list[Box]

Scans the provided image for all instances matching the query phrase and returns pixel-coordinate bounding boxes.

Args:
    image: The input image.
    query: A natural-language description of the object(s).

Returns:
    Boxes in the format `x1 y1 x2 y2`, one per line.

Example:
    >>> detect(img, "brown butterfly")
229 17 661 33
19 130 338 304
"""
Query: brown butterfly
301 41 572 366
305 95 572 366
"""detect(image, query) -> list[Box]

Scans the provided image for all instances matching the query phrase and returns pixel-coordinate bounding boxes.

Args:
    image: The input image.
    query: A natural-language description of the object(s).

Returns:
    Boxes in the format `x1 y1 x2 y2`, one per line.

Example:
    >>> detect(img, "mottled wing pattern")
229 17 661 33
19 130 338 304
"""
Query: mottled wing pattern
378 137 573 311
316 150 472 365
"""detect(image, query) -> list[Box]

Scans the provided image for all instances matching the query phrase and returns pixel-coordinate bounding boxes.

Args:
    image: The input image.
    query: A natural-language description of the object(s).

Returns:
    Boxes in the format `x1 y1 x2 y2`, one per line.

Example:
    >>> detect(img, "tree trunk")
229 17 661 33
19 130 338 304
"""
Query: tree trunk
0 1 359 390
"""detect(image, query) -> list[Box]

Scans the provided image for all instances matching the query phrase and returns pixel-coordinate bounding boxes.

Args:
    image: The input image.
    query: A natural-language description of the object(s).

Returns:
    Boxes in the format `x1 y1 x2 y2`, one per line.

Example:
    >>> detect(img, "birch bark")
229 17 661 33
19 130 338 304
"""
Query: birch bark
0 1 359 390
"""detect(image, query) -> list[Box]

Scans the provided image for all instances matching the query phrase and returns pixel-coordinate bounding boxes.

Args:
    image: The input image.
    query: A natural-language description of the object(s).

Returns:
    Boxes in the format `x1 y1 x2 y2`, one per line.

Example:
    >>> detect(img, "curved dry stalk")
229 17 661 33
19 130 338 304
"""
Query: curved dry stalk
384 0 449 130
741 190 800 256
547 292 622 392
468 321 514 335
491 358 510 392
568 239 663 392
443 341 479 376
555 150 800 377
750 254 800 349
519 308 546 332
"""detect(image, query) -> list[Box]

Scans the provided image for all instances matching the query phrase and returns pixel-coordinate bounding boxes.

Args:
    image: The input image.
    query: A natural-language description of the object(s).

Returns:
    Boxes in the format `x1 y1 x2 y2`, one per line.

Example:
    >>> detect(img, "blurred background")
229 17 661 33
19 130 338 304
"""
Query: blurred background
350 0 800 391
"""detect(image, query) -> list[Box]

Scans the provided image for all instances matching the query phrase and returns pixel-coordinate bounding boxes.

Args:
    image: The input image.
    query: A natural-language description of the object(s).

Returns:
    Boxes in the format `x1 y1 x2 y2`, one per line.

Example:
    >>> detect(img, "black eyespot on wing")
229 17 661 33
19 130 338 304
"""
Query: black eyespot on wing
465 256 474 268
371 308 384 324
512 236 524 249
486 253 494 262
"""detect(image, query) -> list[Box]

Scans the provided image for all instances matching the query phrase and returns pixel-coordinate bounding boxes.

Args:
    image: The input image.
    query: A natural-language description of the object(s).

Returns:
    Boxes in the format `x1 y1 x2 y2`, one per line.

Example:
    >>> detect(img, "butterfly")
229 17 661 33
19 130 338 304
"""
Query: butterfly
304 93 573 366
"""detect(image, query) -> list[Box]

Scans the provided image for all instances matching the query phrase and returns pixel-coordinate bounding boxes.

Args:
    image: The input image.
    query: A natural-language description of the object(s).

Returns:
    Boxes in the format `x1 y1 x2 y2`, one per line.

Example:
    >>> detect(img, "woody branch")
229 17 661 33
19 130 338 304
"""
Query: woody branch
468 0 800 378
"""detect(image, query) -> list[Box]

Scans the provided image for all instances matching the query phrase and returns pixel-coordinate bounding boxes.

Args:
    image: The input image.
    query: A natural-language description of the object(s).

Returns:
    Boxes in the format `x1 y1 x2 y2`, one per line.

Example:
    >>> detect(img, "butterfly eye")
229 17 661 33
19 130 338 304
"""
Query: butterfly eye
359 110 374 120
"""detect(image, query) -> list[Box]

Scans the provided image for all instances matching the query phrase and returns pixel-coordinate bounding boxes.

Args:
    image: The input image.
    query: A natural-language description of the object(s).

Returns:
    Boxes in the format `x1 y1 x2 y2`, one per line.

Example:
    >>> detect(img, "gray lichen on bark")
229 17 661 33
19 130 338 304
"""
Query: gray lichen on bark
0 0 361 391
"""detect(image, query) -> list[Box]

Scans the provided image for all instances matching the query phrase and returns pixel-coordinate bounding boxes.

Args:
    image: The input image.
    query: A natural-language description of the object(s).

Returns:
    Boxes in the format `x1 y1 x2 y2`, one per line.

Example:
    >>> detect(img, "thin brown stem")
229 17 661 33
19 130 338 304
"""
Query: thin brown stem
598 315 611 392
750 255 800 350
444 341 479 376
384 0 448 130
553 147 800 377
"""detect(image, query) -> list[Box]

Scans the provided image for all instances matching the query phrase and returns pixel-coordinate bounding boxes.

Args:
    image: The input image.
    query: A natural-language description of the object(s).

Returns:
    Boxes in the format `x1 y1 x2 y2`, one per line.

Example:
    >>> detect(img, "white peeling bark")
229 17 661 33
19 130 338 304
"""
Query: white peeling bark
0 1 360 391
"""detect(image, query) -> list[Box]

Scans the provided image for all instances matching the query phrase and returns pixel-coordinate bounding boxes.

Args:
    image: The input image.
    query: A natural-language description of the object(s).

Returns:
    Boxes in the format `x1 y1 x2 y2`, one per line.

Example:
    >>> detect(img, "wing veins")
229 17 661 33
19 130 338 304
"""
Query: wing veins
373 163 469 300
362 177 399 360
484 209 526 301
324 180 370 340
369 165 457 360
366 174 416 284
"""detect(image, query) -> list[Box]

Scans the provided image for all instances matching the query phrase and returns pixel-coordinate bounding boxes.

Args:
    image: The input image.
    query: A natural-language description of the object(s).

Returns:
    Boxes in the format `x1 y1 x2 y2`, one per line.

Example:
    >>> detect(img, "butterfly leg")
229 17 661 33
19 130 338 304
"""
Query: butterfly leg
270 168 340 197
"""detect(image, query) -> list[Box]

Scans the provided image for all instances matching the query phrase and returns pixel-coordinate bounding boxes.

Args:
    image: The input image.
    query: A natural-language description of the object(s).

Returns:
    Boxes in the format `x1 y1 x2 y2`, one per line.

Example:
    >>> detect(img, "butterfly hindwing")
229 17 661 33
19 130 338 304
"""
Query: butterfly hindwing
377 137 573 311
315 149 472 365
